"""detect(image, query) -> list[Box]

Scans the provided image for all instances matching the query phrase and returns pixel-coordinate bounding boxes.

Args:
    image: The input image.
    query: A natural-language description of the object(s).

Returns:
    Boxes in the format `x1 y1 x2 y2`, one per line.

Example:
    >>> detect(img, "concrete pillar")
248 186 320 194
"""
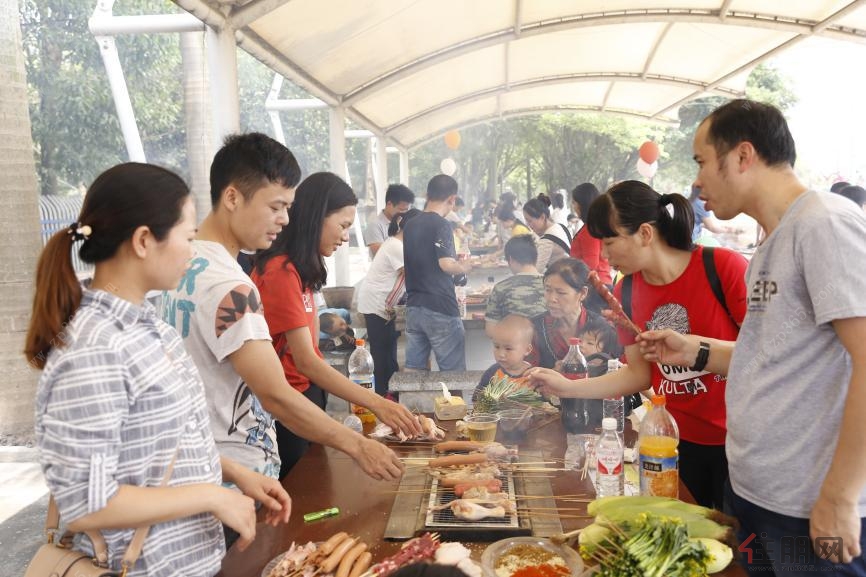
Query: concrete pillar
206 24 240 150
399 149 410 189
329 107 350 286
0 0 42 444
375 135 388 211
181 31 212 222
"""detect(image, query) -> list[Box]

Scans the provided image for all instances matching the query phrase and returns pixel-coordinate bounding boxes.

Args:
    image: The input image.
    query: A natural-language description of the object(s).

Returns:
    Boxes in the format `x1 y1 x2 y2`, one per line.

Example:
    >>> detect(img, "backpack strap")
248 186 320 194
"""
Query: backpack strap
558 223 573 243
621 274 633 321
542 233 570 254
701 247 738 327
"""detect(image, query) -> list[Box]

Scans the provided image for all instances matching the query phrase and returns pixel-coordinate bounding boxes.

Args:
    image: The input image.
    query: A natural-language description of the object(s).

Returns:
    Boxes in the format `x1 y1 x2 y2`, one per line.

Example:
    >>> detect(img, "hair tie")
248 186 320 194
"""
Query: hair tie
657 195 675 218
68 223 92 242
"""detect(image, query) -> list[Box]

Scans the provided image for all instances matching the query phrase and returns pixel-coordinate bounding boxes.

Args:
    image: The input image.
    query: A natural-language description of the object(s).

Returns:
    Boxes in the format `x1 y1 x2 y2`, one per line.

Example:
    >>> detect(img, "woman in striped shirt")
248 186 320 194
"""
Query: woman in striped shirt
24 163 291 576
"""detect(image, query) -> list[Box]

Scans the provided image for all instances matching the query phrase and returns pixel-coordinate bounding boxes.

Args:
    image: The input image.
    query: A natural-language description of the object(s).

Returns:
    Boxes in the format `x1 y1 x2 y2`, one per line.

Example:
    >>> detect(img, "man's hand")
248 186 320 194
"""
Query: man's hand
349 437 405 481
370 397 423 438
635 329 699 367
231 466 292 527
810 491 862 564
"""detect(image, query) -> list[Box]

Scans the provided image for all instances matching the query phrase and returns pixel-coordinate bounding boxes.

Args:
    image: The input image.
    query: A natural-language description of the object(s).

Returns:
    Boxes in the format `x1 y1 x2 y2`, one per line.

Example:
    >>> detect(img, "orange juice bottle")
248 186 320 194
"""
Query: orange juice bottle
638 395 679 498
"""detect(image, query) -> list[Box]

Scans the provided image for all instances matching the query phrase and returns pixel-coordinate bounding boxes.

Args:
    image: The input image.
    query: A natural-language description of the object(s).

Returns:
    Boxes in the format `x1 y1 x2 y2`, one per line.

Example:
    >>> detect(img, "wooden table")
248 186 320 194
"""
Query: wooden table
218 418 746 577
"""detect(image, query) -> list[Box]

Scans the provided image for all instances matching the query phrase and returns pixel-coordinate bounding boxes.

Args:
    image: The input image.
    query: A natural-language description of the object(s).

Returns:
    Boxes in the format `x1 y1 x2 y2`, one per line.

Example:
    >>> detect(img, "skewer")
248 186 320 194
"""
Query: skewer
514 512 592 519
522 506 588 511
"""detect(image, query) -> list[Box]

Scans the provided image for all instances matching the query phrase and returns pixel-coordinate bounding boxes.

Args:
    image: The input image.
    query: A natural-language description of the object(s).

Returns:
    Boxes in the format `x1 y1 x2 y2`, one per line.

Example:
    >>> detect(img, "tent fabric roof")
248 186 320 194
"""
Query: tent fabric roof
174 0 866 149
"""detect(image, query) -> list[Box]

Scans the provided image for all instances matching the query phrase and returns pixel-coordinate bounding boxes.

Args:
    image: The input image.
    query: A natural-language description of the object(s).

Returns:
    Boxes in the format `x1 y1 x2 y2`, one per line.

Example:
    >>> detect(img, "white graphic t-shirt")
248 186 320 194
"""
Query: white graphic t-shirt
160 240 279 476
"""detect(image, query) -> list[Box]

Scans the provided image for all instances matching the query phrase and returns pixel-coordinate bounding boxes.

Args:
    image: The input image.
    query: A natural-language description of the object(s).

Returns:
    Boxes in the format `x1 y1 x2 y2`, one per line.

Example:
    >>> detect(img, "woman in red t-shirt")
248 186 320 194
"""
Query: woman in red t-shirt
569 182 612 284
252 172 420 478
528 180 747 509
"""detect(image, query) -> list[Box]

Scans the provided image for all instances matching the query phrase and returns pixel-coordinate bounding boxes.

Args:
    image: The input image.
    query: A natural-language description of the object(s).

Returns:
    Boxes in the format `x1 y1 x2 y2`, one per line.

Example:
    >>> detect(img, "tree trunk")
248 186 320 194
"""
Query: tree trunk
0 0 42 445
181 32 212 223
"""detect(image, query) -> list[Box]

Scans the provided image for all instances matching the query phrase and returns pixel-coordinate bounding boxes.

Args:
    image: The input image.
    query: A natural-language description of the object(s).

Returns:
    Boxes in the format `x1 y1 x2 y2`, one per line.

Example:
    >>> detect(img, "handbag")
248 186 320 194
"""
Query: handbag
25 450 178 577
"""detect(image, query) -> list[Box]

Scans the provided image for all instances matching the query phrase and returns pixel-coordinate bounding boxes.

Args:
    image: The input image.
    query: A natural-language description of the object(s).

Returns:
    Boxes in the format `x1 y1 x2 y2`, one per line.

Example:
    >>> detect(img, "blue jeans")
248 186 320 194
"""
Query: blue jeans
724 481 866 576
405 306 465 371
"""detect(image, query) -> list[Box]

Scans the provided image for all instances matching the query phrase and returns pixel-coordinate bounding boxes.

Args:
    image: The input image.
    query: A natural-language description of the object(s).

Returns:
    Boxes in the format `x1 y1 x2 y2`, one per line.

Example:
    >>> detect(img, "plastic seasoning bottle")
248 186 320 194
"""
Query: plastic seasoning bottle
596 417 624 497
602 358 625 433
638 394 679 498
348 339 376 425
559 338 589 434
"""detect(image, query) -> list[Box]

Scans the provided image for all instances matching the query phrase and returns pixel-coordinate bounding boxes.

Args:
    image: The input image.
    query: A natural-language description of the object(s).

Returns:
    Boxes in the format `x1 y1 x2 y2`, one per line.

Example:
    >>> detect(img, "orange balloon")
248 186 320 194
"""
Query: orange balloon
444 130 461 150
639 141 660 164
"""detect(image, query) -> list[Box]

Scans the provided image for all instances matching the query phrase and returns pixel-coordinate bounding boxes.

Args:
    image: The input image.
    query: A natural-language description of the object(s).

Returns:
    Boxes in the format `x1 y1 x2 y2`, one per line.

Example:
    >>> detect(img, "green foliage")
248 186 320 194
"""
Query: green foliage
21 0 184 194
410 63 796 201
657 63 797 191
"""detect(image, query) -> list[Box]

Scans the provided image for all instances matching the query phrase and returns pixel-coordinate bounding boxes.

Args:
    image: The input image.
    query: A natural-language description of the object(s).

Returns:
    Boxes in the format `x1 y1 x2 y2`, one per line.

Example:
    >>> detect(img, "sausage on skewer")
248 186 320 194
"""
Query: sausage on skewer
588 271 642 335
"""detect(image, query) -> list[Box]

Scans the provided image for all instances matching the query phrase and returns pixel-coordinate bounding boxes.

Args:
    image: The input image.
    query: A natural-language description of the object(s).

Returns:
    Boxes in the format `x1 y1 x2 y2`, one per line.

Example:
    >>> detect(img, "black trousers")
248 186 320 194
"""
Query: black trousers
363 313 399 396
275 383 327 480
678 440 728 509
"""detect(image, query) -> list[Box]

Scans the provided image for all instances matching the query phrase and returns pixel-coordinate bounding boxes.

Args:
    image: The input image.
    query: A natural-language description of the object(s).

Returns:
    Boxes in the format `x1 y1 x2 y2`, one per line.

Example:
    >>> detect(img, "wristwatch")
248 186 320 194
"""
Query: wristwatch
690 341 710 372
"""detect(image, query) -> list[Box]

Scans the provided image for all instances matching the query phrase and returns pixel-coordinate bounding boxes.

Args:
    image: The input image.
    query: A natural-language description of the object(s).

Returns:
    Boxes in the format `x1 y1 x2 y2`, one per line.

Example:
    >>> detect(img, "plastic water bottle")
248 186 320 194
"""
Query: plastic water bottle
455 286 467 318
348 339 376 426
342 414 363 434
638 394 679 498
596 417 624 497
602 359 625 433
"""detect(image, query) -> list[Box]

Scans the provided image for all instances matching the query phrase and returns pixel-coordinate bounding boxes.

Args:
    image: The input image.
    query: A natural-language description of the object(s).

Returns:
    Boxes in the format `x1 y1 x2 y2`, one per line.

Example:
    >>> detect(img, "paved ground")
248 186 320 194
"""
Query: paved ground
0 448 48 576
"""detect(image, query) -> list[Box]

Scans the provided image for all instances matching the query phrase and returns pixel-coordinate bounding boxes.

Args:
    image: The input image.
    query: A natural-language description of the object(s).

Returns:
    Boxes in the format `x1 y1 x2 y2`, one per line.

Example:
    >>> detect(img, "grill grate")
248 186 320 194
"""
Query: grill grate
424 472 520 529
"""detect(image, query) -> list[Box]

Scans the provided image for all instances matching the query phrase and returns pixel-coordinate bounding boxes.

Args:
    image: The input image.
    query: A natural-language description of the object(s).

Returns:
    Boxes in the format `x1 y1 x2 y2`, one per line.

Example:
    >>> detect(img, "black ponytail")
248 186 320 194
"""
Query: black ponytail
655 192 694 250
586 180 693 251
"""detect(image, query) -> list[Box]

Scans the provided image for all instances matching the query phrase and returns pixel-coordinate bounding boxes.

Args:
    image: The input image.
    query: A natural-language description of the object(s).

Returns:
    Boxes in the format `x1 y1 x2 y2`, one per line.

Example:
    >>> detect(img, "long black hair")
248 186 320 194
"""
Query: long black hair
586 180 693 251
571 182 601 218
254 172 357 291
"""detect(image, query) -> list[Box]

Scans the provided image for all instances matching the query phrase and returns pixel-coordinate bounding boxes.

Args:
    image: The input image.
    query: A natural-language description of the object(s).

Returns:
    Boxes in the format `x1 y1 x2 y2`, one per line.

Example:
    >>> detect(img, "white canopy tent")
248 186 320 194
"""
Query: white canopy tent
170 0 866 152
99 0 866 284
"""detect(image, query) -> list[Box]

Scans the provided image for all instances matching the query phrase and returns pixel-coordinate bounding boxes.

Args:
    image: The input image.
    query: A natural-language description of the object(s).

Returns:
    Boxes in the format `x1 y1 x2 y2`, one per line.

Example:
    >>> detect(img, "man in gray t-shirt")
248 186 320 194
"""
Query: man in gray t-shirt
364 183 414 256
637 100 866 574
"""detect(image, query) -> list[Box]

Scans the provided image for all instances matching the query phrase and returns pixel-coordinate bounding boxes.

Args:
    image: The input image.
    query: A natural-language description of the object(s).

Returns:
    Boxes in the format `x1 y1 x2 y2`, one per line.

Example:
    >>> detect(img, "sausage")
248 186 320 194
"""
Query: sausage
321 537 358 574
335 541 368 577
428 453 489 469
319 532 350 557
434 441 485 453
453 479 502 496
347 551 372 577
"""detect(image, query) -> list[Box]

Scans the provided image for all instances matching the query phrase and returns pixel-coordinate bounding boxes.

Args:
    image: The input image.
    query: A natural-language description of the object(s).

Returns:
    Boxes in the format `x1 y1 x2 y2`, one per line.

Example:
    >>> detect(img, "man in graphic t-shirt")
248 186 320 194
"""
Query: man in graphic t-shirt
638 100 866 574
162 133 407 493
403 175 472 371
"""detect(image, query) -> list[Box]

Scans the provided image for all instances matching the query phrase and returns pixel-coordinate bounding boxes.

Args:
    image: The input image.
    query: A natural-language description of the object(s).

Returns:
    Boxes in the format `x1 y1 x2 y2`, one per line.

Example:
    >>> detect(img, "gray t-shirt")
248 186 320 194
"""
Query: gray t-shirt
727 190 866 518
364 211 391 247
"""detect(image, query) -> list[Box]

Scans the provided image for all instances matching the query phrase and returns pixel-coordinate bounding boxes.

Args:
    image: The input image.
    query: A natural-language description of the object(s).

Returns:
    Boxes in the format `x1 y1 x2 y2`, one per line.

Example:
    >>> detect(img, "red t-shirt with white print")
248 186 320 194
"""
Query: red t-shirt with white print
252 257 323 393
615 246 747 445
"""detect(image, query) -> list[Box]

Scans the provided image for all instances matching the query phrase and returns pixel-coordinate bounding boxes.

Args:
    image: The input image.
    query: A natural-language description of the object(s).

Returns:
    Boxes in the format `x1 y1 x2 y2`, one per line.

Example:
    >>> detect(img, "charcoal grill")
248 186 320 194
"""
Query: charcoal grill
383 449 561 541
424 472 520 530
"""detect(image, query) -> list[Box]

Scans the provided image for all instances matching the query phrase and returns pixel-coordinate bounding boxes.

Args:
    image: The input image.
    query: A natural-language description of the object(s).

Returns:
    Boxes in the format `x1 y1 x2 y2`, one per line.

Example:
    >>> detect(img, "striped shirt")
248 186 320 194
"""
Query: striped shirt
35 289 225 577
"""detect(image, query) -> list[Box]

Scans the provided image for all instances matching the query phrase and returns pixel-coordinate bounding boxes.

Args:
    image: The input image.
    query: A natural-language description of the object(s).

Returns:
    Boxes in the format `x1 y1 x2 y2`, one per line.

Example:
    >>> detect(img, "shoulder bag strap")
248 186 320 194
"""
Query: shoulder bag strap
43 448 179 573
